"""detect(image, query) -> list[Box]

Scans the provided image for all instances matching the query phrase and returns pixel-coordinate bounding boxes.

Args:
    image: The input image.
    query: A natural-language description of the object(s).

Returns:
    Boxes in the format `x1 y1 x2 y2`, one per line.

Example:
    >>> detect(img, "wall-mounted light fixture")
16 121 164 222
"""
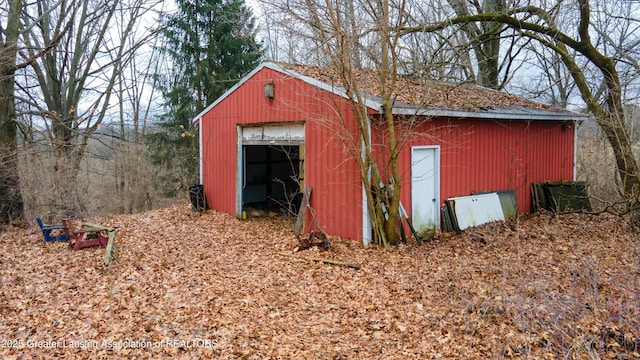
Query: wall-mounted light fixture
264 81 274 100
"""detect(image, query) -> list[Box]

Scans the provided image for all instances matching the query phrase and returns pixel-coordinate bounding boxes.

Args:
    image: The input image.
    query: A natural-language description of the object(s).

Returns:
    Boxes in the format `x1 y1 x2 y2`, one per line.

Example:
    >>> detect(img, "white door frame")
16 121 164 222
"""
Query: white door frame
411 145 441 230
236 123 305 218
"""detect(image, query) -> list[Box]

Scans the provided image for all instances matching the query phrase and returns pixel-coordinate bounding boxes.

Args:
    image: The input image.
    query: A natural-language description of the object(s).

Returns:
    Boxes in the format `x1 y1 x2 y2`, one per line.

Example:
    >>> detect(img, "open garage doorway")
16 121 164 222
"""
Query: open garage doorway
237 123 305 217
242 145 303 215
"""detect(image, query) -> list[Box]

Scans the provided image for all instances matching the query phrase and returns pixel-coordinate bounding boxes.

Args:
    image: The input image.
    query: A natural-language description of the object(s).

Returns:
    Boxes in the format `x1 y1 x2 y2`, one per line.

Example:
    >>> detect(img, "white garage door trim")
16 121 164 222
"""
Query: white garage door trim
236 122 305 217
241 123 305 145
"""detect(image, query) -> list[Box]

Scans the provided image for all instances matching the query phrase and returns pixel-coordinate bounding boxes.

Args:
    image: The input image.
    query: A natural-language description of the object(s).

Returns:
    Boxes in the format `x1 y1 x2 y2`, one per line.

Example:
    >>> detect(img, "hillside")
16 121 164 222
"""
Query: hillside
1 205 639 359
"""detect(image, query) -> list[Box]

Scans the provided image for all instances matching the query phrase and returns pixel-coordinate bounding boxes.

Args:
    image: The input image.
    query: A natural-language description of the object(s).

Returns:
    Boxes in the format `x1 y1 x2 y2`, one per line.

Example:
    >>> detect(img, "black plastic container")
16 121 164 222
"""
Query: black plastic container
189 184 207 212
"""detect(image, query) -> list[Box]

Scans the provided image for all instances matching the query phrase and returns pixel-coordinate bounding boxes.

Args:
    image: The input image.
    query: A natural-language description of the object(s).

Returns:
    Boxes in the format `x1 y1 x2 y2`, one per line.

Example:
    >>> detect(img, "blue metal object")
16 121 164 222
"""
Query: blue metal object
36 215 68 242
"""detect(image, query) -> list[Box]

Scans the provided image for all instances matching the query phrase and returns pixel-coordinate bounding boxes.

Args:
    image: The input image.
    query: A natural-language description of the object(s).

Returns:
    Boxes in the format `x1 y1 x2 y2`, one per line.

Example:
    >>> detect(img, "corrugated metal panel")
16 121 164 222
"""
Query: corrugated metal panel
390 118 575 217
200 67 364 240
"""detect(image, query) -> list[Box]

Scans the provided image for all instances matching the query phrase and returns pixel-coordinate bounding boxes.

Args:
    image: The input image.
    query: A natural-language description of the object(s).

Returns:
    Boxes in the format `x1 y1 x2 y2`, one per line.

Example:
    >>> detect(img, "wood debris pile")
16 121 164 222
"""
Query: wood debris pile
297 230 330 251
0 205 639 359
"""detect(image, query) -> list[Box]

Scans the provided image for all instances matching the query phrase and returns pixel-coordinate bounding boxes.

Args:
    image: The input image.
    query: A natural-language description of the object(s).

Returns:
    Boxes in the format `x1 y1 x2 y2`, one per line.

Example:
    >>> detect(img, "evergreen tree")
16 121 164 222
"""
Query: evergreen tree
148 0 262 196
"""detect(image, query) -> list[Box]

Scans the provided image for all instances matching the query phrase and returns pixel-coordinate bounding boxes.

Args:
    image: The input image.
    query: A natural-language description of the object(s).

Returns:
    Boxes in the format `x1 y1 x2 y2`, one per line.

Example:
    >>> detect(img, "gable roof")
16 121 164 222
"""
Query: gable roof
193 62 587 123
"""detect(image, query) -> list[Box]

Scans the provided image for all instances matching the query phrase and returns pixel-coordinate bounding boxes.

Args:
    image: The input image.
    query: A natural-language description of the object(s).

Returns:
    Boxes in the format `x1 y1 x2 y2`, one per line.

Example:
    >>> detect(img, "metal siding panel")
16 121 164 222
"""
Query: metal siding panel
450 193 505 230
398 117 575 218
306 99 363 240
201 67 363 240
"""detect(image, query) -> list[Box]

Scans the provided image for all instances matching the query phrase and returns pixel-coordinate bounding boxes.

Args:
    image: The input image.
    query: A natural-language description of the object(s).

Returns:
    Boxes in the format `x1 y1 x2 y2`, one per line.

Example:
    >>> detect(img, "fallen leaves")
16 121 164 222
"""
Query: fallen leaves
283 62 551 111
0 205 639 359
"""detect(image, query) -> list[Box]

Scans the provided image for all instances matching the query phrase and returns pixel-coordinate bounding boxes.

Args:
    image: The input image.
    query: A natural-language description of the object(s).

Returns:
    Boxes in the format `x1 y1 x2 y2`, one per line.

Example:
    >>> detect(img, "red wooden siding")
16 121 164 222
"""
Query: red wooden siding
199 68 365 240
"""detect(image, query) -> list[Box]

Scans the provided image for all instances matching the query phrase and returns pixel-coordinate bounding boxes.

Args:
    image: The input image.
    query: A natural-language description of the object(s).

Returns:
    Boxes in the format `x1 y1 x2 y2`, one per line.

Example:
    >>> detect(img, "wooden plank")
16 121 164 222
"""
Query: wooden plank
276 252 360 270
294 187 312 235
103 231 118 267
399 201 420 244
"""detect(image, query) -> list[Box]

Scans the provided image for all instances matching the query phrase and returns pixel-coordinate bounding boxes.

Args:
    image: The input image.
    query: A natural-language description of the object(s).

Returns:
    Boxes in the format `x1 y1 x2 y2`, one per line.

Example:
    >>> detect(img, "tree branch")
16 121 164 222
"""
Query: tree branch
577 0 591 45
401 6 585 52
15 17 73 71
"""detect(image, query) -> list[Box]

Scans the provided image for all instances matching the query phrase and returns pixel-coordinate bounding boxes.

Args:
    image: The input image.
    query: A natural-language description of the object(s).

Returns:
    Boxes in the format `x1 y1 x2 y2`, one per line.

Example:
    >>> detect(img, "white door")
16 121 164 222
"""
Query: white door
411 146 440 231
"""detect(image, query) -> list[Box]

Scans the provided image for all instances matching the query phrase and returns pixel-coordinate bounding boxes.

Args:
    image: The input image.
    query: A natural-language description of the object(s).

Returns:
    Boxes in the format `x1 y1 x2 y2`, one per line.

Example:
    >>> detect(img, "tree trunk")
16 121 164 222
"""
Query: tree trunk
548 8 640 222
591 77 640 227
379 0 402 245
476 0 504 89
599 72 640 210
555 36 640 213
446 0 504 89
0 0 25 226
0 78 24 226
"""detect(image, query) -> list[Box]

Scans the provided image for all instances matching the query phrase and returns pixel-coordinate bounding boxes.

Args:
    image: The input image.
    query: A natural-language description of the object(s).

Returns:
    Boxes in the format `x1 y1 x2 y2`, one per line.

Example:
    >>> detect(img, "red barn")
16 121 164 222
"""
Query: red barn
194 62 585 243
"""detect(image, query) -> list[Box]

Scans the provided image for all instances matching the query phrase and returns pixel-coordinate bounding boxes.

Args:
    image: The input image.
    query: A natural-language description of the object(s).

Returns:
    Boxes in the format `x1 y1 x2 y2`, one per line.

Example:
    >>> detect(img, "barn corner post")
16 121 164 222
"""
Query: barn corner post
322 12 392 246
296 0 397 246
351 0 411 246
341 75 401 247
348 88 386 246
327 69 391 246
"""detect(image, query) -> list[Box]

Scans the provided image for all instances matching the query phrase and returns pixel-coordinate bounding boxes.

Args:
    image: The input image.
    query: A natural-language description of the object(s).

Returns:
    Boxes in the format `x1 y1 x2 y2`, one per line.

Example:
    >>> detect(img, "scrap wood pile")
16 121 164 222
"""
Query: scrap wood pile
296 230 330 251
1 204 639 359
531 181 592 213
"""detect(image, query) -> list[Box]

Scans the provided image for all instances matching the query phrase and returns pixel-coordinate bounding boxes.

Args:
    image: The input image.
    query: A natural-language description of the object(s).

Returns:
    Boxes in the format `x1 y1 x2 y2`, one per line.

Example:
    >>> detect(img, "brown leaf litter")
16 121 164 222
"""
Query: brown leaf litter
1 205 639 359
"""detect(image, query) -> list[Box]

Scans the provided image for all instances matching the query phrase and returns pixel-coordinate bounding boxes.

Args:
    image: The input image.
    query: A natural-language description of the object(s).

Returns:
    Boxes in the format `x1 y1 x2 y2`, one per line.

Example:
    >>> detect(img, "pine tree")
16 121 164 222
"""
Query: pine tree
148 0 262 196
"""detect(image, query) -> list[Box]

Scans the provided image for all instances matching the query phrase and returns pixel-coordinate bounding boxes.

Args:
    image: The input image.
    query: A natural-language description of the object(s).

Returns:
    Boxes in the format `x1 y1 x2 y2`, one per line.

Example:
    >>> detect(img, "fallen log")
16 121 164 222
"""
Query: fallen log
276 252 360 270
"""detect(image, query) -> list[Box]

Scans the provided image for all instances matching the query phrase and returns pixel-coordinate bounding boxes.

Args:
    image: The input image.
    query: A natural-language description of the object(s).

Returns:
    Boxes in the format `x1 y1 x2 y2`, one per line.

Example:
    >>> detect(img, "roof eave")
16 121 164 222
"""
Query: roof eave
191 63 270 125
191 61 382 125
269 63 382 110
389 105 588 121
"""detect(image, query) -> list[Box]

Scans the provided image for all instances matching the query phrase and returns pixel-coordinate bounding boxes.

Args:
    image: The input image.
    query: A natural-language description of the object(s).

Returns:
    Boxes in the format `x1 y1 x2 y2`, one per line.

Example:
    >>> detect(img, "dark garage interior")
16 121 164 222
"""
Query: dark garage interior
242 145 303 214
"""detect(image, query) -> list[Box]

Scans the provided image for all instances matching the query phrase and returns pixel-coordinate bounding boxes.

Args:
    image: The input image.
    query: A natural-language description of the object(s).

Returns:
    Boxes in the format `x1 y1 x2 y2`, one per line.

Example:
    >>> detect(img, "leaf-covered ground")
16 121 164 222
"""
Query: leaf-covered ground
1 204 639 359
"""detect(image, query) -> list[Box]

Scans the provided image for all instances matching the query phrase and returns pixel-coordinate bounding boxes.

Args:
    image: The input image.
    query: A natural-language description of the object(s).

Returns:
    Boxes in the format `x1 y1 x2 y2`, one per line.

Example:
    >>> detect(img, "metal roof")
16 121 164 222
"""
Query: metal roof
193 62 588 124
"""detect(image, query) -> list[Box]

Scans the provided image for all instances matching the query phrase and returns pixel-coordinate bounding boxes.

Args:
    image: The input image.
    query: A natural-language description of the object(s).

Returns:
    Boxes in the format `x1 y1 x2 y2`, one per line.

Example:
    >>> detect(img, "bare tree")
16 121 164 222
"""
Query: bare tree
15 0 162 216
112 23 162 214
395 0 533 89
444 0 505 89
262 0 417 245
513 44 576 108
0 0 72 225
403 0 640 223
